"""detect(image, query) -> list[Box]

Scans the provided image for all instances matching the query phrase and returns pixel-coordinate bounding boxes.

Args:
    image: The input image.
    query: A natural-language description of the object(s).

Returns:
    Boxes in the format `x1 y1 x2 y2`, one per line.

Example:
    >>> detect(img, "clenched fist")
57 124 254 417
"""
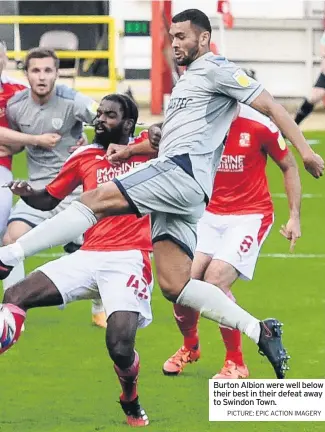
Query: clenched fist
33 133 61 149
148 125 162 150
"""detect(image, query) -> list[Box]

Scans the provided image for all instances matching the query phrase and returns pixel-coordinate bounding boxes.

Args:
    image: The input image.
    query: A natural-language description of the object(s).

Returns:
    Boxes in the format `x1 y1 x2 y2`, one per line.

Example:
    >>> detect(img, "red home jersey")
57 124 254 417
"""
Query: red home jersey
46 132 152 252
207 104 288 215
0 75 27 170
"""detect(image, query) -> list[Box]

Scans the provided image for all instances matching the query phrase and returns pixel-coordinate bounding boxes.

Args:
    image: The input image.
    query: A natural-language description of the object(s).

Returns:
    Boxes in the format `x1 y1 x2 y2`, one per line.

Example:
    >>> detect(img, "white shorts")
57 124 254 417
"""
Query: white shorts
37 249 153 328
196 211 274 280
0 166 13 238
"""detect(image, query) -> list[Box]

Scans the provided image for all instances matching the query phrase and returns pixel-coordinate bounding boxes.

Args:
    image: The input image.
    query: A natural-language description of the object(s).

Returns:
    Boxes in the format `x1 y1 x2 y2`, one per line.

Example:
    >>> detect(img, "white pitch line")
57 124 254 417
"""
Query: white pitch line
306 139 320 146
34 253 65 258
32 252 325 259
272 193 323 198
287 139 320 146
260 253 325 259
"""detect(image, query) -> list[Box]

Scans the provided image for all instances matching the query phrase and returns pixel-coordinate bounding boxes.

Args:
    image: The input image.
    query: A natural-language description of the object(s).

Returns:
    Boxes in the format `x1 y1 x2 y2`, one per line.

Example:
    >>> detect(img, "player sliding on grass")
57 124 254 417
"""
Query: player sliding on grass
162 103 301 378
0 9 323 380
0 94 156 427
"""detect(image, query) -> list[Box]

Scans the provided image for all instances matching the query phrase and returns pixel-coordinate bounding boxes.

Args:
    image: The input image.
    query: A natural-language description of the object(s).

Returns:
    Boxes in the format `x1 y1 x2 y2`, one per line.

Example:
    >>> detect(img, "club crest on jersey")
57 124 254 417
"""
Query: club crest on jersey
233 70 251 88
239 132 250 147
52 118 63 130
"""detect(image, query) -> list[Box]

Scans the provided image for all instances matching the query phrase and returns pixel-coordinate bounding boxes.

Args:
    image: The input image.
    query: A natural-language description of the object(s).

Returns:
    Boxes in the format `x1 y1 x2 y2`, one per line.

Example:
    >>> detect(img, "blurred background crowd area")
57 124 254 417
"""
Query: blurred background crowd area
1 0 325 127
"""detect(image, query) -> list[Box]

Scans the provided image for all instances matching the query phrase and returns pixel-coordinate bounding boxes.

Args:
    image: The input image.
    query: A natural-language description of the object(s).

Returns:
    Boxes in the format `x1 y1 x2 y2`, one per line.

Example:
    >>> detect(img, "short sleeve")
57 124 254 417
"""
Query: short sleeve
46 153 82 199
73 93 98 124
261 120 288 162
209 60 264 105
6 100 20 131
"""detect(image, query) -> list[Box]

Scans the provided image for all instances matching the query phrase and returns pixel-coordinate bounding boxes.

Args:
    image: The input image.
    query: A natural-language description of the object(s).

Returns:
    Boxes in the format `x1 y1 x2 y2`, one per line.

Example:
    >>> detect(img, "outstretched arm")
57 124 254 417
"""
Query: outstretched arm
250 90 324 178
271 151 302 252
0 126 60 149
4 180 61 211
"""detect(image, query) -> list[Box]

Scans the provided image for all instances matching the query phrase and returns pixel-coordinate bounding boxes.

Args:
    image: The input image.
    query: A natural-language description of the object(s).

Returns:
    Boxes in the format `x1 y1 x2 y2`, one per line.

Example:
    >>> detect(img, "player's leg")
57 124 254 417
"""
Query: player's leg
162 210 218 376
203 260 247 378
294 74 325 125
0 250 96 354
91 298 107 328
162 253 207 376
106 312 148 427
0 158 204 264
0 271 63 354
207 213 274 378
97 250 152 426
0 181 129 272
2 220 32 291
52 194 105 328
152 211 289 378
1 197 49 290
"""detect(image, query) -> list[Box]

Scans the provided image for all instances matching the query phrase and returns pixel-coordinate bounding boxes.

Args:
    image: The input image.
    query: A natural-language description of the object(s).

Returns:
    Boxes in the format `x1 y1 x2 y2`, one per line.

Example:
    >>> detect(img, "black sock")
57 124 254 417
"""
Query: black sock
295 99 314 125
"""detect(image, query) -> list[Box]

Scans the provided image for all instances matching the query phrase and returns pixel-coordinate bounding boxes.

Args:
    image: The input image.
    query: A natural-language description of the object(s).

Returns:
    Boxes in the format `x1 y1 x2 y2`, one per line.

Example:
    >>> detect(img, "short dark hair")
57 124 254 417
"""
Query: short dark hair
102 94 139 136
24 47 60 71
172 9 212 34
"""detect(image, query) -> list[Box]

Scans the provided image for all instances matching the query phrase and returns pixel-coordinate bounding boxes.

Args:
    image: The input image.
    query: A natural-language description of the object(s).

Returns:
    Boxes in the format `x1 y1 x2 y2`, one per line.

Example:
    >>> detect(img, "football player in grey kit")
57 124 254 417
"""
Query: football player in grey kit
0 10 324 378
1 48 97 311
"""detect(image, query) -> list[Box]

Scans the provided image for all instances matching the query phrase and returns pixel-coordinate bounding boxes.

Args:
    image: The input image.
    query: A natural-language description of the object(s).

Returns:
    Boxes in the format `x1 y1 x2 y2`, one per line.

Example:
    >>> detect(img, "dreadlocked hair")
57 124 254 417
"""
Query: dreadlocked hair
102 93 138 136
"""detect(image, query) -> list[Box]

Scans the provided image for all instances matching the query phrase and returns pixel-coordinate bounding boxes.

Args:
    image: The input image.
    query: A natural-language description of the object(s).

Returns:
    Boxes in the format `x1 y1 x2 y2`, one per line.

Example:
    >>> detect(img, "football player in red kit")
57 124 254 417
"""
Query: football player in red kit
0 94 157 427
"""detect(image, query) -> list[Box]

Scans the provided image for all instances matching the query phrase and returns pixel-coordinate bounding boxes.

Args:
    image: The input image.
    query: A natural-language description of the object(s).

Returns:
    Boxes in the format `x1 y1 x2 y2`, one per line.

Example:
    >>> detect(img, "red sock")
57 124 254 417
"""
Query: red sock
0 304 26 354
114 351 139 402
173 304 199 350
218 291 244 366
219 326 244 366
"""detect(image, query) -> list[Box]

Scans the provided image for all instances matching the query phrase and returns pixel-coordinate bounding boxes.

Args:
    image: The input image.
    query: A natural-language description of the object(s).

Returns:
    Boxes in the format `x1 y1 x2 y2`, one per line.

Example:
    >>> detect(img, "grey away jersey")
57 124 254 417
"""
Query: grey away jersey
159 52 264 198
6 85 97 188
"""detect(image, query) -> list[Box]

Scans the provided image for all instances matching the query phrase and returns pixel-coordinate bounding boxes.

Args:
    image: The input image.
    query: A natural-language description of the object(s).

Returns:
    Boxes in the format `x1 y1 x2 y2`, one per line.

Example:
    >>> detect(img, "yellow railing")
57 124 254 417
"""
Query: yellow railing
0 15 116 93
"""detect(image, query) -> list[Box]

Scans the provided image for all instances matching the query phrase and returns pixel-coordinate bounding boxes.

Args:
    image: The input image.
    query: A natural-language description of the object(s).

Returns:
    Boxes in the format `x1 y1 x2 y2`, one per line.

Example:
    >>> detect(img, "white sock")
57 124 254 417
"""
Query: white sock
91 299 105 314
0 243 25 267
3 261 25 291
177 279 261 343
17 201 97 258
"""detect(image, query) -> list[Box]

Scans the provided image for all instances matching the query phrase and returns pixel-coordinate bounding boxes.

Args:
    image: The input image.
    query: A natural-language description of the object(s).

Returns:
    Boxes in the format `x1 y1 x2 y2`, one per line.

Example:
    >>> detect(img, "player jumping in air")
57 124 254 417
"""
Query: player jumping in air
162 103 301 378
0 10 324 380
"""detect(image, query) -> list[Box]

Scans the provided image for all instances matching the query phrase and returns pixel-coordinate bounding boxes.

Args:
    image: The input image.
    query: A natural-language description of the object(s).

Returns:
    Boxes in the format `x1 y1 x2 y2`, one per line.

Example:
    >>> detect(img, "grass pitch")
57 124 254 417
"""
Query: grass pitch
0 129 324 432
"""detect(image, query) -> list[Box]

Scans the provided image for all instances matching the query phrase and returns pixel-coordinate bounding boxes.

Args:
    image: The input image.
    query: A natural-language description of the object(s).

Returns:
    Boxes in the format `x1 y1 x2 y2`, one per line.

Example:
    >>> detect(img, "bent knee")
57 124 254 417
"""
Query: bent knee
3 285 23 306
3 230 18 246
107 339 134 363
158 276 186 302
3 222 31 245
80 182 130 218
204 262 237 292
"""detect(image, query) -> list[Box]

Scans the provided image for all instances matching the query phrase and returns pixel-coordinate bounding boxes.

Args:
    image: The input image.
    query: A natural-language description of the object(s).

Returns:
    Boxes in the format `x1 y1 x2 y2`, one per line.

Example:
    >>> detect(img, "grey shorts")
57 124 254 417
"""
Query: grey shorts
113 155 206 259
8 192 80 228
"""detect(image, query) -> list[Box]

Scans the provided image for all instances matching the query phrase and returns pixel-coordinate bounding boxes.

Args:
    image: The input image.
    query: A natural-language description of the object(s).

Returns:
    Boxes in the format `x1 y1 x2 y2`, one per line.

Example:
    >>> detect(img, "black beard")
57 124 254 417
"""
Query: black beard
176 45 200 66
94 122 125 149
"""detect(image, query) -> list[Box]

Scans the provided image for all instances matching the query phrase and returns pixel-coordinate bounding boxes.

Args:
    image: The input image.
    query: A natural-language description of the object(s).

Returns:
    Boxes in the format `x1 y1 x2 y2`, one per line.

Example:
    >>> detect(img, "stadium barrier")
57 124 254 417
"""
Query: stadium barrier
0 15 117 94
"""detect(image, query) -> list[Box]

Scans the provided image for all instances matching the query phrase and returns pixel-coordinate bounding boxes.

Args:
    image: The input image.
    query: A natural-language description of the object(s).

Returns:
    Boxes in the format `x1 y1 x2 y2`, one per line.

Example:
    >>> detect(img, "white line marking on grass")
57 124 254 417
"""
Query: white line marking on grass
287 139 320 146
306 139 320 145
33 252 325 259
34 253 65 258
272 193 323 198
260 253 325 258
